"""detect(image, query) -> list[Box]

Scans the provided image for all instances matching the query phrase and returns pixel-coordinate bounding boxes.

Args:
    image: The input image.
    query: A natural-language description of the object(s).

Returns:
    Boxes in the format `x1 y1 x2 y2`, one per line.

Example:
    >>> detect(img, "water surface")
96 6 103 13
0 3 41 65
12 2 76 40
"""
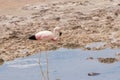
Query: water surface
0 48 120 80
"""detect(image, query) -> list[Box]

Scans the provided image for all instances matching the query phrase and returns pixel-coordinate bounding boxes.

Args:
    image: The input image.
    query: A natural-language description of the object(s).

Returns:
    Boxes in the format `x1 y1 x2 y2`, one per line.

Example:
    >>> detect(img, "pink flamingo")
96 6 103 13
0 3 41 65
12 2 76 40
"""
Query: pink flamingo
29 27 62 41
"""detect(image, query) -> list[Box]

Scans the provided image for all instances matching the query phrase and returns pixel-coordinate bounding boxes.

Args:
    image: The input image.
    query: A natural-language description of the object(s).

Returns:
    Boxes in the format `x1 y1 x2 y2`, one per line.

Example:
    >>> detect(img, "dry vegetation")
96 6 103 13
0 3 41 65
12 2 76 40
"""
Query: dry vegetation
0 0 120 61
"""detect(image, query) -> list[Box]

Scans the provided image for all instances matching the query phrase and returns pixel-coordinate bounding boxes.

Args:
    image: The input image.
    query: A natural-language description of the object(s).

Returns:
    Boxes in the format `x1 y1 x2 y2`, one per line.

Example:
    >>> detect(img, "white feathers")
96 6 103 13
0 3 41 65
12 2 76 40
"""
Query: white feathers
30 27 62 41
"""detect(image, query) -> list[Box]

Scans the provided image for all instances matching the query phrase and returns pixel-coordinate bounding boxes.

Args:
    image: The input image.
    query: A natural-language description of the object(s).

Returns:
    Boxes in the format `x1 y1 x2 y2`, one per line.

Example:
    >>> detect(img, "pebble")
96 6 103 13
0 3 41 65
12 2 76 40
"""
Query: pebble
0 58 4 65
88 72 100 76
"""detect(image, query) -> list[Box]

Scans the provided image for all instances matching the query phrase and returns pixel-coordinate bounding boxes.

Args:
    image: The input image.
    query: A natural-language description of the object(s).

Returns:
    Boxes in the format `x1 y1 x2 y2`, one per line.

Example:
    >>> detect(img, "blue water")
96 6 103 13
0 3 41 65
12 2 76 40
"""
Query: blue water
0 48 120 80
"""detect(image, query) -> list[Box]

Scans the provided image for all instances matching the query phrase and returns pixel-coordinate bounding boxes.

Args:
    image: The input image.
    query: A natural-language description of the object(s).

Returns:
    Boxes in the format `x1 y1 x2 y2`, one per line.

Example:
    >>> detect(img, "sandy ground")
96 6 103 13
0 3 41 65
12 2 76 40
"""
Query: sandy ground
1 0 120 62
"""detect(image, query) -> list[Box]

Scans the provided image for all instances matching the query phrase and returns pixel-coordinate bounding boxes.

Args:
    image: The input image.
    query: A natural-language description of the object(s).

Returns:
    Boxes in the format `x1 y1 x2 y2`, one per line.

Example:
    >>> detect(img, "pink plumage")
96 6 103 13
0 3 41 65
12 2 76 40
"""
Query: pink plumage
35 31 57 40
29 27 62 41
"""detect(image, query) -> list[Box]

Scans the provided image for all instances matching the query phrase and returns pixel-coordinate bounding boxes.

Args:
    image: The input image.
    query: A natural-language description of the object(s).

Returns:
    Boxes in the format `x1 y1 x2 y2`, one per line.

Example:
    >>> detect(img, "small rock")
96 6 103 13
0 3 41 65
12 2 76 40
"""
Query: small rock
88 72 100 76
92 17 99 21
55 17 61 21
0 59 4 65
72 25 81 30
98 58 117 63
118 4 120 6
87 57 94 60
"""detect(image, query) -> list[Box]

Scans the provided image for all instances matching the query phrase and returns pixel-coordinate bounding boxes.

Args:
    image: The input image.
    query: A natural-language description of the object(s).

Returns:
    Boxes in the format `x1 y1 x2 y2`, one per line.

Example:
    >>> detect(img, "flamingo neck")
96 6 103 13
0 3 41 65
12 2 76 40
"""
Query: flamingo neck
53 29 59 38
53 27 61 40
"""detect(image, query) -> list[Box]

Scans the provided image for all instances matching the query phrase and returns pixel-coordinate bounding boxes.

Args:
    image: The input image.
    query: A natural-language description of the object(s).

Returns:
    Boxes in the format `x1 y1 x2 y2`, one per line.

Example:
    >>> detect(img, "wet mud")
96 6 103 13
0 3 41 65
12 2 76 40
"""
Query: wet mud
1 0 120 61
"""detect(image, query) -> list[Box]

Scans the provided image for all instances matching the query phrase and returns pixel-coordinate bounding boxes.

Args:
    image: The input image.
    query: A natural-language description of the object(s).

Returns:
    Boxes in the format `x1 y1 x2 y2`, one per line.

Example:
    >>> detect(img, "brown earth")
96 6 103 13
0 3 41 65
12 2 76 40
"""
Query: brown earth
0 0 120 62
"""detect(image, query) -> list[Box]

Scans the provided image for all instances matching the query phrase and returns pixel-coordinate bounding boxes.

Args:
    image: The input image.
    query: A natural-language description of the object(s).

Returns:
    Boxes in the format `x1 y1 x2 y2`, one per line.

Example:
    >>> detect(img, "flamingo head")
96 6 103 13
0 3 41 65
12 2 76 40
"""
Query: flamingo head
54 27 61 31
29 35 37 40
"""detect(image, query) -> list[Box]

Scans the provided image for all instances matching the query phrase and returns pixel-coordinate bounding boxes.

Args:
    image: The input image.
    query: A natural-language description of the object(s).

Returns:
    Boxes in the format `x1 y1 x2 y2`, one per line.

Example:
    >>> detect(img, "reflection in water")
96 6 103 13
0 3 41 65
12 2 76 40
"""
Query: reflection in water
0 48 120 80
6 58 41 69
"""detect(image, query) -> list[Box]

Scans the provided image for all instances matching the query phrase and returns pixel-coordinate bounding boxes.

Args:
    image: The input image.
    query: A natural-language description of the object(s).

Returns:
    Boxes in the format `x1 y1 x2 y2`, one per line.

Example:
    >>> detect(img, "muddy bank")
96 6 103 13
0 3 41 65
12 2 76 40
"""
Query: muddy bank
1 0 120 61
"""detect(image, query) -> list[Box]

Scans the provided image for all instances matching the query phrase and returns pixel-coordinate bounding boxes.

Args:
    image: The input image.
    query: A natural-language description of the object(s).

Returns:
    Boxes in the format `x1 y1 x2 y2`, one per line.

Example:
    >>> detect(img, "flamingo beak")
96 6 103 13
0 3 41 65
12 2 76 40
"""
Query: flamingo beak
29 35 37 40
59 32 62 36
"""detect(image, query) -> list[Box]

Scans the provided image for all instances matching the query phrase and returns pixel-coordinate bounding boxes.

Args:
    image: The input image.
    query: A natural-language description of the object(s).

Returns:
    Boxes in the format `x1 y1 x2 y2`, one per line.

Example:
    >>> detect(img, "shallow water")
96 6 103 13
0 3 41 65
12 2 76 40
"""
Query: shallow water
0 48 120 80
85 42 107 48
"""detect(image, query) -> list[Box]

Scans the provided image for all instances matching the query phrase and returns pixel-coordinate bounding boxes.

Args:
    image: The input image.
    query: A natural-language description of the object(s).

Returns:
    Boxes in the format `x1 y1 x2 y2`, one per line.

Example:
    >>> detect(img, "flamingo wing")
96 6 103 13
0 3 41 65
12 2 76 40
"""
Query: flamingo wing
35 31 55 40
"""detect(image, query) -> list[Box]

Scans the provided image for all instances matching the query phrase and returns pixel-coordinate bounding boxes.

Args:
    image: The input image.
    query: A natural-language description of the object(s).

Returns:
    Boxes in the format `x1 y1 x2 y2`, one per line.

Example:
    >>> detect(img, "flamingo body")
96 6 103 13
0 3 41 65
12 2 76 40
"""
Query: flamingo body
35 31 57 40
29 27 62 41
